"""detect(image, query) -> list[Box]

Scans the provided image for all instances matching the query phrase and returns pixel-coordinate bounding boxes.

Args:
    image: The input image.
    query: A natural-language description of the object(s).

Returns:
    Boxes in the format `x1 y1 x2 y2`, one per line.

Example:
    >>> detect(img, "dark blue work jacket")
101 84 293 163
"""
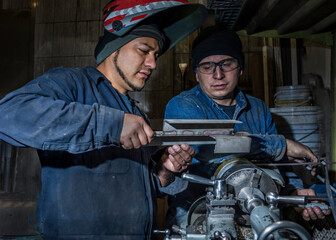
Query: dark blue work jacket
0 67 186 239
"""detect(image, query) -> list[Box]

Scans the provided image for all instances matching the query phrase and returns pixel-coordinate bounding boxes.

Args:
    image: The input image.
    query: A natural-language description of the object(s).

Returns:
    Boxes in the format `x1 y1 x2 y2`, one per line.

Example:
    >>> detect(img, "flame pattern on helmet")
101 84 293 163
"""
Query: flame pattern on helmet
103 0 188 36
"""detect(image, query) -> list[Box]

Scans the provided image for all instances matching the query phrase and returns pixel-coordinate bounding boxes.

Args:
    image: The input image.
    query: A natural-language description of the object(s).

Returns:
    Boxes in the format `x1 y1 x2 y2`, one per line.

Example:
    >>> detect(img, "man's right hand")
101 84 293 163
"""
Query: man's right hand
120 113 154 149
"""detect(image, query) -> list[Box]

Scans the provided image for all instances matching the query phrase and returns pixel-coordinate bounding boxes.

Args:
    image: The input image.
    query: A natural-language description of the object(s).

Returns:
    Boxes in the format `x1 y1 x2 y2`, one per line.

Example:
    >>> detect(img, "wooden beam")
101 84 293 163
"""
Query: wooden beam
310 11 336 34
245 0 281 35
277 0 328 34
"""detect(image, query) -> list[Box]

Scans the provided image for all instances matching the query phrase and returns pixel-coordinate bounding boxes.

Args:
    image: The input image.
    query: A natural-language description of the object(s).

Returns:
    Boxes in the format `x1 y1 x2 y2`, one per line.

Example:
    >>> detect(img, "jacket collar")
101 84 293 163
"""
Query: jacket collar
85 66 108 85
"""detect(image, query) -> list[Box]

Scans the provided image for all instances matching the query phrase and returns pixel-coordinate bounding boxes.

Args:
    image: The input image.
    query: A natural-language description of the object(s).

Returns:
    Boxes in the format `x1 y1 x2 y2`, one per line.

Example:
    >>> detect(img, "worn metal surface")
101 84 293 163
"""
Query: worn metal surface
149 119 251 153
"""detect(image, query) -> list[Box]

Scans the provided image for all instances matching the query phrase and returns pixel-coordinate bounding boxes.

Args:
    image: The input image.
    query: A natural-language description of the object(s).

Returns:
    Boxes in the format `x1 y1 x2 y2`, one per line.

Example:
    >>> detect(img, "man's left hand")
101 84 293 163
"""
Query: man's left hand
292 188 331 221
156 144 195 186
162 144 195 172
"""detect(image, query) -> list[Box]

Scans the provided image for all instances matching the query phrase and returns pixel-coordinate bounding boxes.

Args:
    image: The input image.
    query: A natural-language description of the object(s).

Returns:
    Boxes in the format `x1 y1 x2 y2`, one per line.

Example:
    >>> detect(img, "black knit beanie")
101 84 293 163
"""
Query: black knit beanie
191 26 244 72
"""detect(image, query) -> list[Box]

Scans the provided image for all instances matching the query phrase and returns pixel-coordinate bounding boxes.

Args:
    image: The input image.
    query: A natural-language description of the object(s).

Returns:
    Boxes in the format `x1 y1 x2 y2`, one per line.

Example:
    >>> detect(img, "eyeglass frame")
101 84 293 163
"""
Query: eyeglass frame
196 58 240 74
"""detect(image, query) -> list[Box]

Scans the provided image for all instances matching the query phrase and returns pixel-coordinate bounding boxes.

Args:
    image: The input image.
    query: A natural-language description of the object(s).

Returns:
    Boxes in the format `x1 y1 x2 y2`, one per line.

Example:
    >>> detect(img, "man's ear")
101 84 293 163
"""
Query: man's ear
239 69 243 76
195 72 200 83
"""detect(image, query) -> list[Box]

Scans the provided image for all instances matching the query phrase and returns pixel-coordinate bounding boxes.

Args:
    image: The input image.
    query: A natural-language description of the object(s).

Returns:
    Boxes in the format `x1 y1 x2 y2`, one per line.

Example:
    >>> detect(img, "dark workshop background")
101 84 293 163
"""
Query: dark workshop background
0 0 335 236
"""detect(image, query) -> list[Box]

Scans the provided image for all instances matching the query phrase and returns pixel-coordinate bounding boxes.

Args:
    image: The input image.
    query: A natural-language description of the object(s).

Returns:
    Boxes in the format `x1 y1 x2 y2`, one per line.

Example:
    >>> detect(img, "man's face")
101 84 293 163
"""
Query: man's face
196 54 242 106
110 37 160 94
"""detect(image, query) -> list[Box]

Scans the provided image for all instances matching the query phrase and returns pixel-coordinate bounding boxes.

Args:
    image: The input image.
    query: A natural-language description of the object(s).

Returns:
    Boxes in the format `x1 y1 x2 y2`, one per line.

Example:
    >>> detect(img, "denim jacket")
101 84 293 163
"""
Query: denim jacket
165 84 286 163
0 66 186 239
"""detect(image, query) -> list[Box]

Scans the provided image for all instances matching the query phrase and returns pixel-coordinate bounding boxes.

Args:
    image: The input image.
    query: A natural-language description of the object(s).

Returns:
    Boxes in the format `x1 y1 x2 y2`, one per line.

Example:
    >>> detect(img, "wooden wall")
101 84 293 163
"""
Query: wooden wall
0 5 34 98
0 0 333 236
0 1 39 235
0 143 40 235
34 0 105 77
2 0 31 9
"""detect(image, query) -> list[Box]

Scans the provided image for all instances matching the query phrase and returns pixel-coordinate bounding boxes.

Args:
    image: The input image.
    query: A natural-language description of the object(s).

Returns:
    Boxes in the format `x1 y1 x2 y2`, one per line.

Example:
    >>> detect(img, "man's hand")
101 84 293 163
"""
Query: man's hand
162 144 195 172
292 188 331 221
157 144 195 186
286 139 318 176
120 113 154 149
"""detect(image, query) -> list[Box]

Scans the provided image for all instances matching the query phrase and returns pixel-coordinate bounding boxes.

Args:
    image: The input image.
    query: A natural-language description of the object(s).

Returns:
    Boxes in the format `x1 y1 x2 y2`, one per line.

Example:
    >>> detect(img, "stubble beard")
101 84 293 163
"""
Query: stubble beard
113 49 145 92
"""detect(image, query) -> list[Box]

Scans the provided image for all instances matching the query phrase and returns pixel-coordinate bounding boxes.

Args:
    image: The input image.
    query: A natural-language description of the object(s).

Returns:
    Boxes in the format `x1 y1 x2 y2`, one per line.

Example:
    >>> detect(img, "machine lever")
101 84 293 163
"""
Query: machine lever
182 173 226 199
172 225 186 235
266 192 306 205
267 192 331 210
182 173 214 186
153 229 171 236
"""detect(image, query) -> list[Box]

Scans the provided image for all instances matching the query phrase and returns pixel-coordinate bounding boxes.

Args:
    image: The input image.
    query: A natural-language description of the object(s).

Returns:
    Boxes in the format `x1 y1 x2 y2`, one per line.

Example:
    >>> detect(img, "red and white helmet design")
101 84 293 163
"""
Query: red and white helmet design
103 0 188 36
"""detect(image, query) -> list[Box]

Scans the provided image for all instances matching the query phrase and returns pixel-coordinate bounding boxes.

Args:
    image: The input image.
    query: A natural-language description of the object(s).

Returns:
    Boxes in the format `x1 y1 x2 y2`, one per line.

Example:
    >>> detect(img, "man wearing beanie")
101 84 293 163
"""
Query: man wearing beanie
0 0 207 239
165 25 330 227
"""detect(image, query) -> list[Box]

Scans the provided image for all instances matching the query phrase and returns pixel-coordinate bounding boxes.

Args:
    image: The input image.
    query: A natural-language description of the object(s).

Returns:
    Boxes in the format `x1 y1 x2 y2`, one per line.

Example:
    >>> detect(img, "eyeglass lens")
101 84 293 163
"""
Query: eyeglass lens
197 58 238 74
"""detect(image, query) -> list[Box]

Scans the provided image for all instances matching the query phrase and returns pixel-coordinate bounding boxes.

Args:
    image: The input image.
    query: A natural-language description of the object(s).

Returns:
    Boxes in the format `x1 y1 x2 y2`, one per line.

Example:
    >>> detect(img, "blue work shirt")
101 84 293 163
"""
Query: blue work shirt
0 66 186 239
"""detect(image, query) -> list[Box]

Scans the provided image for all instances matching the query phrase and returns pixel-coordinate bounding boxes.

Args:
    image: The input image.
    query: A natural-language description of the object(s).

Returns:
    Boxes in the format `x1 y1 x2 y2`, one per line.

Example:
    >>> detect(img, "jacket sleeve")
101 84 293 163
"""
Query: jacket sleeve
0 69 124 153
248 134 287 161
247 102 286 161
153 173 188 196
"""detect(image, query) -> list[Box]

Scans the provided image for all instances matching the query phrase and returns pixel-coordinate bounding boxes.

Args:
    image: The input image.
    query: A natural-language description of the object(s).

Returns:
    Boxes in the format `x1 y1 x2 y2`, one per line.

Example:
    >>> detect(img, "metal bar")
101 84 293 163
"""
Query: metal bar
305 196 334 201
256 162 320 167
324 154 336 222
148 135 217 147
316 175 336 195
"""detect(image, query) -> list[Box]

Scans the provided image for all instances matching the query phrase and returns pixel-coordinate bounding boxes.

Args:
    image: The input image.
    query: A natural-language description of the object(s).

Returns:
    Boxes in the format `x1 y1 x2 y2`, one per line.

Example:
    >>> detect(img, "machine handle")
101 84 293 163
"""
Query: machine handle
182 173 214 186
266 192 306 205
153 229 170 235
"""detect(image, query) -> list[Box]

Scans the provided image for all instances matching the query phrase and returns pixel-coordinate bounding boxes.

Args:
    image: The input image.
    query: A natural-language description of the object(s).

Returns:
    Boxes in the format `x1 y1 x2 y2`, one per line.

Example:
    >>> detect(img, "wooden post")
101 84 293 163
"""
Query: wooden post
273 38 283 88
262 38 270 106
331 32 336 179
262 37 278 107
290 38 298 85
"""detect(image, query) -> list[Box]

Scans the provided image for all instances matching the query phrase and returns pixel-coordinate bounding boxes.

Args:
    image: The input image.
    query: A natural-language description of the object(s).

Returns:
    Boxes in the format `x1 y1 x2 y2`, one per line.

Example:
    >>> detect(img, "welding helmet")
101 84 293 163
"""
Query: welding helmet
102 0 208 53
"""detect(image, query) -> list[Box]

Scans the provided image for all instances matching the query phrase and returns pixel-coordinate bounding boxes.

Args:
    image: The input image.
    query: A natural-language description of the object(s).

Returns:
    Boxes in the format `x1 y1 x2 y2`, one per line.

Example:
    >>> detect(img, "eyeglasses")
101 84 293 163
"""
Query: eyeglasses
197 58 239 74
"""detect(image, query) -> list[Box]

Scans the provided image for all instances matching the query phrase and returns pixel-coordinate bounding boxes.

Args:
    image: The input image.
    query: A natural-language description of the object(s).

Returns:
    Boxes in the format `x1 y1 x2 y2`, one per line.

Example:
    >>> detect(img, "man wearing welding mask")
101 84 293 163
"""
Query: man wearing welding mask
165 25 330 227
0 0 208 239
